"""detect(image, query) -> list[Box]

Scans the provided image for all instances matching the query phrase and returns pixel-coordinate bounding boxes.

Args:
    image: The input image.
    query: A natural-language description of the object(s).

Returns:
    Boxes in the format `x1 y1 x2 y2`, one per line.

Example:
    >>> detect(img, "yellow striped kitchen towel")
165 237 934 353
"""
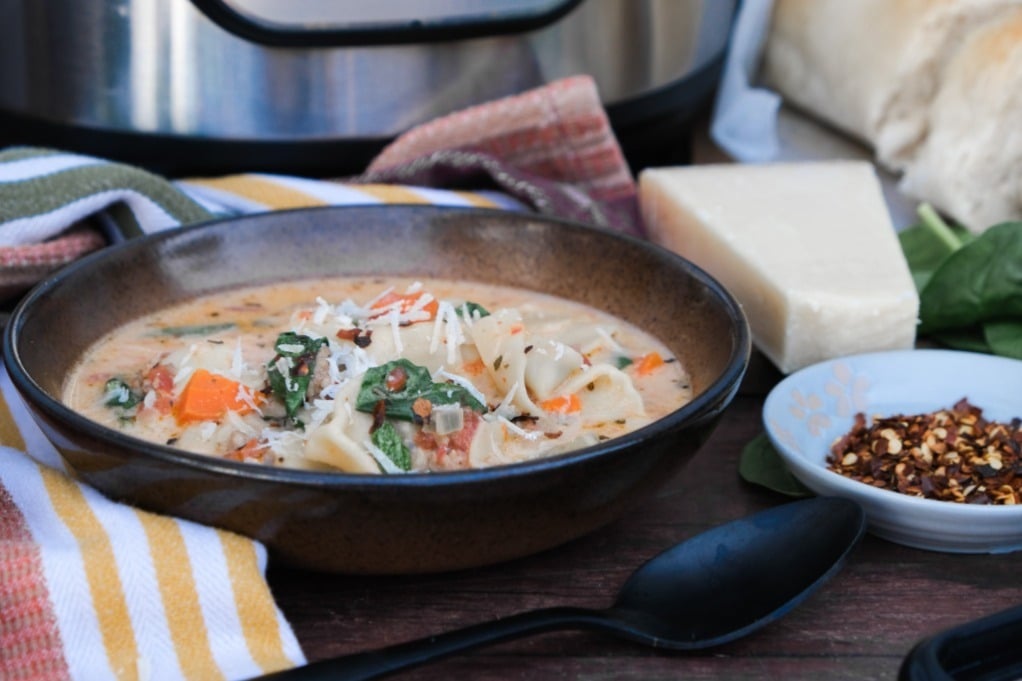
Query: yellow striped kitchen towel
178 174 522 216
0 366 305 681
0 147 524 246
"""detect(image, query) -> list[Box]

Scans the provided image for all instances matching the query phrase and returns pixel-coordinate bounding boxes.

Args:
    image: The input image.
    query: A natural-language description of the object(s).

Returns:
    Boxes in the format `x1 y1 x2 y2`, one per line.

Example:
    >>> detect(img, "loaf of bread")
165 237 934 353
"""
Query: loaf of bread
761 0 1022 232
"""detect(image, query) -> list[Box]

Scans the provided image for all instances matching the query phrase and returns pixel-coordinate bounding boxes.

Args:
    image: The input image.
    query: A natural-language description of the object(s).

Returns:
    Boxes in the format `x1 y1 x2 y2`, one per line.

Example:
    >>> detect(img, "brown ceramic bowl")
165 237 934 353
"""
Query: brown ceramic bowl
4 206 749 573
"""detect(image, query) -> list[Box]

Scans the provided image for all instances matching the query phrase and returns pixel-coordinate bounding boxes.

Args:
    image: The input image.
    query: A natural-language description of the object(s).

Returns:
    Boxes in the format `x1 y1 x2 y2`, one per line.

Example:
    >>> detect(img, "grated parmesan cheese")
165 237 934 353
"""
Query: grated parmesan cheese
104 384 130 404
175 344 198 378
261 429 306 462
173 365 195 390
388 312 403 354
595 327 623 353
313 296 332 325
405 291 434 323
365 286 395 310
435 367 488 408
430 301 465 365
229 338 245 380
364 440 405 474
492 380 521 420
493 414 543 441
224 410 257 437
235 384 262 415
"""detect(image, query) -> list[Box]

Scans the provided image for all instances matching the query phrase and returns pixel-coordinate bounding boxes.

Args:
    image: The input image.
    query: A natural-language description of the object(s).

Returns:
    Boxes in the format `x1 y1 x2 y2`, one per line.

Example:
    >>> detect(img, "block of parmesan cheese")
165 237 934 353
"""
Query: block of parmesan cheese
639 161 919 374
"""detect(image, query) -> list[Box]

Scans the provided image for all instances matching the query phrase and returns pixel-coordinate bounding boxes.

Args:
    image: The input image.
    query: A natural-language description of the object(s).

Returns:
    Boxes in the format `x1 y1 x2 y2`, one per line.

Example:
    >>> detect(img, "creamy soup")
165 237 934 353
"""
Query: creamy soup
64 277 692 473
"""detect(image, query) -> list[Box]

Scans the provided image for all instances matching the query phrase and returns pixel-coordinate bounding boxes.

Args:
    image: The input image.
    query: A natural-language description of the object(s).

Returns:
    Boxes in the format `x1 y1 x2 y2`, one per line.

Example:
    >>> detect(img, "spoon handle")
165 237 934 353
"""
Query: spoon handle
254 605 609 680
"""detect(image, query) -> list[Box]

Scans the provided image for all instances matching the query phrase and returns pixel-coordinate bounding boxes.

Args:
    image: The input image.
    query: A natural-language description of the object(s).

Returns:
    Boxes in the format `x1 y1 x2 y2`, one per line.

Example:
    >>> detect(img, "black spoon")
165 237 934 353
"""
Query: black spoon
257 496 866 680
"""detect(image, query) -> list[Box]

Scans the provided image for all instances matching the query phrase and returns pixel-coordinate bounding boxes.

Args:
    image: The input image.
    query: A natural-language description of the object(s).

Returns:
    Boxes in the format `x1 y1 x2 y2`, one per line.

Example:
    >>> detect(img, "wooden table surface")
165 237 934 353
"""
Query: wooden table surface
267 353 1022 680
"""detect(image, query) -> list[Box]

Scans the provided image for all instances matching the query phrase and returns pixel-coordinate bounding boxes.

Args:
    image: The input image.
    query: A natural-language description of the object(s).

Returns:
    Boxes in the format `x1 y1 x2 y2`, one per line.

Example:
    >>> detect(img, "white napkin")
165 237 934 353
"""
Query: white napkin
709 0 780 163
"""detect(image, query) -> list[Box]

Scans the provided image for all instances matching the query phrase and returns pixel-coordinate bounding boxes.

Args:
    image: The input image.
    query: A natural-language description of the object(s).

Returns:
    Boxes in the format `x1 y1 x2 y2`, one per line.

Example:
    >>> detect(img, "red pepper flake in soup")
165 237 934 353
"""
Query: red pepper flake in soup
827 398 1022 505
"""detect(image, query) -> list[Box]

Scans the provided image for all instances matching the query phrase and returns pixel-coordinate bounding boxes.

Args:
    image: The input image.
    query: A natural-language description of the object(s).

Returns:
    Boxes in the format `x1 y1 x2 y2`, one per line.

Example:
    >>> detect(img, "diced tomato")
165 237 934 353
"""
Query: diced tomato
385 365 409 391
414 430 438 451
225 437 263 462
143 364 175 414
448 409 480 452
428 409 480 471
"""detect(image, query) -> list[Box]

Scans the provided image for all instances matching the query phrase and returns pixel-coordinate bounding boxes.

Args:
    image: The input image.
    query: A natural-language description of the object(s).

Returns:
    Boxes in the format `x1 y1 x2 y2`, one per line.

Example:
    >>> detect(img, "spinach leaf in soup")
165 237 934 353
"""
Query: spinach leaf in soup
370 421 412 472
738 433 812 498
356 358 486 422
455 302 490 319
267 332 328 421
103 377 142 410
159 322 236 337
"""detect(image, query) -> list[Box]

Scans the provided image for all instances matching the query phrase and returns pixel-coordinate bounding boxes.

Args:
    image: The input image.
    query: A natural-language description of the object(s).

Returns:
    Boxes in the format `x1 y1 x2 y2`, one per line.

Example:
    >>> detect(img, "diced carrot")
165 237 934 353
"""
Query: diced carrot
370 291 439 321
462 357 486 376
539 393 582 414
412 397 433 419
174 368 258 424
635 351 665 376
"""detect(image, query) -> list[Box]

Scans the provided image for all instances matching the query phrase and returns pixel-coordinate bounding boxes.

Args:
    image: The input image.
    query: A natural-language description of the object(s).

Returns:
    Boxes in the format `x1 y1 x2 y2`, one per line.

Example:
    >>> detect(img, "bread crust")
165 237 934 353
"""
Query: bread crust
762 0 1022 230
898 8 1022 230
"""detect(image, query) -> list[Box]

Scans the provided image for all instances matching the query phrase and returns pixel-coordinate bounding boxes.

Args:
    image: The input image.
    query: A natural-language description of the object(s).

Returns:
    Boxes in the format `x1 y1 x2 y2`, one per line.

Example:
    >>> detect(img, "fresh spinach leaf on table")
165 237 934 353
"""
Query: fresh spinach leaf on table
929 327 993 354
738 433 812 498
899 205 1022 359
917 222 1022 334
897 203 974 291
984 320 1022 358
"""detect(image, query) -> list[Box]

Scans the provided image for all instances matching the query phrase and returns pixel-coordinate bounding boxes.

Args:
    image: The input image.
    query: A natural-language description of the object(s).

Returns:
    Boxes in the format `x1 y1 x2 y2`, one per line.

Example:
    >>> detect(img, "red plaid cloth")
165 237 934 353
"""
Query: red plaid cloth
361 75 640 235
0 226 106 302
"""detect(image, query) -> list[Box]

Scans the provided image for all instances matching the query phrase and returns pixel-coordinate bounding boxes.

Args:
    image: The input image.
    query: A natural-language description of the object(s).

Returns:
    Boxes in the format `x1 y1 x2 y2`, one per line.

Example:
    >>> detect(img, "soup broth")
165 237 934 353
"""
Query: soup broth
64 277 692 473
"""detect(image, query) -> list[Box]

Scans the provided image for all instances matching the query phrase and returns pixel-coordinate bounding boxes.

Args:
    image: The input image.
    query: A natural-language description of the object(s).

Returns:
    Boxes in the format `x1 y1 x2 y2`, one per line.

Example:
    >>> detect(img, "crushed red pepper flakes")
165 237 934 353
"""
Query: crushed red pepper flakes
827 398 1022 505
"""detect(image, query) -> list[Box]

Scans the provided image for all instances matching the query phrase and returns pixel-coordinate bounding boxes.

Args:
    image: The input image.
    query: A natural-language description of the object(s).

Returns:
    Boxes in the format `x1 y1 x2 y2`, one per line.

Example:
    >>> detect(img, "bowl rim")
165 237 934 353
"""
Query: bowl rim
764 347 1022 519
4 204 751 489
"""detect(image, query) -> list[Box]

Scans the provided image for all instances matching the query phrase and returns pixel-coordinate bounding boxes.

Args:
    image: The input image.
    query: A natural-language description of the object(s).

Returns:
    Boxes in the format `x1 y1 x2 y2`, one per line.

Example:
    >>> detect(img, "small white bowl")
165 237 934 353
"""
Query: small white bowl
763 349 1022 554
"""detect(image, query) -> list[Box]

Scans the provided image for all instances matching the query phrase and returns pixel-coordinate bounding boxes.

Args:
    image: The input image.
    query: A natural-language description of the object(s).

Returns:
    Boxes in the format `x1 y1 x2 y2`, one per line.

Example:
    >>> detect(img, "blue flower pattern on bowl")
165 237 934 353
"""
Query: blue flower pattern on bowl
769 361 870 454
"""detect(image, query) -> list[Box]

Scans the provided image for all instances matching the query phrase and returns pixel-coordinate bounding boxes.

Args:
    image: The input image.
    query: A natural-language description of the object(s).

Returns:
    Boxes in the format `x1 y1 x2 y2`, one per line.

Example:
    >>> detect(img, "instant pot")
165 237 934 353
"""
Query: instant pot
0 0 736 176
